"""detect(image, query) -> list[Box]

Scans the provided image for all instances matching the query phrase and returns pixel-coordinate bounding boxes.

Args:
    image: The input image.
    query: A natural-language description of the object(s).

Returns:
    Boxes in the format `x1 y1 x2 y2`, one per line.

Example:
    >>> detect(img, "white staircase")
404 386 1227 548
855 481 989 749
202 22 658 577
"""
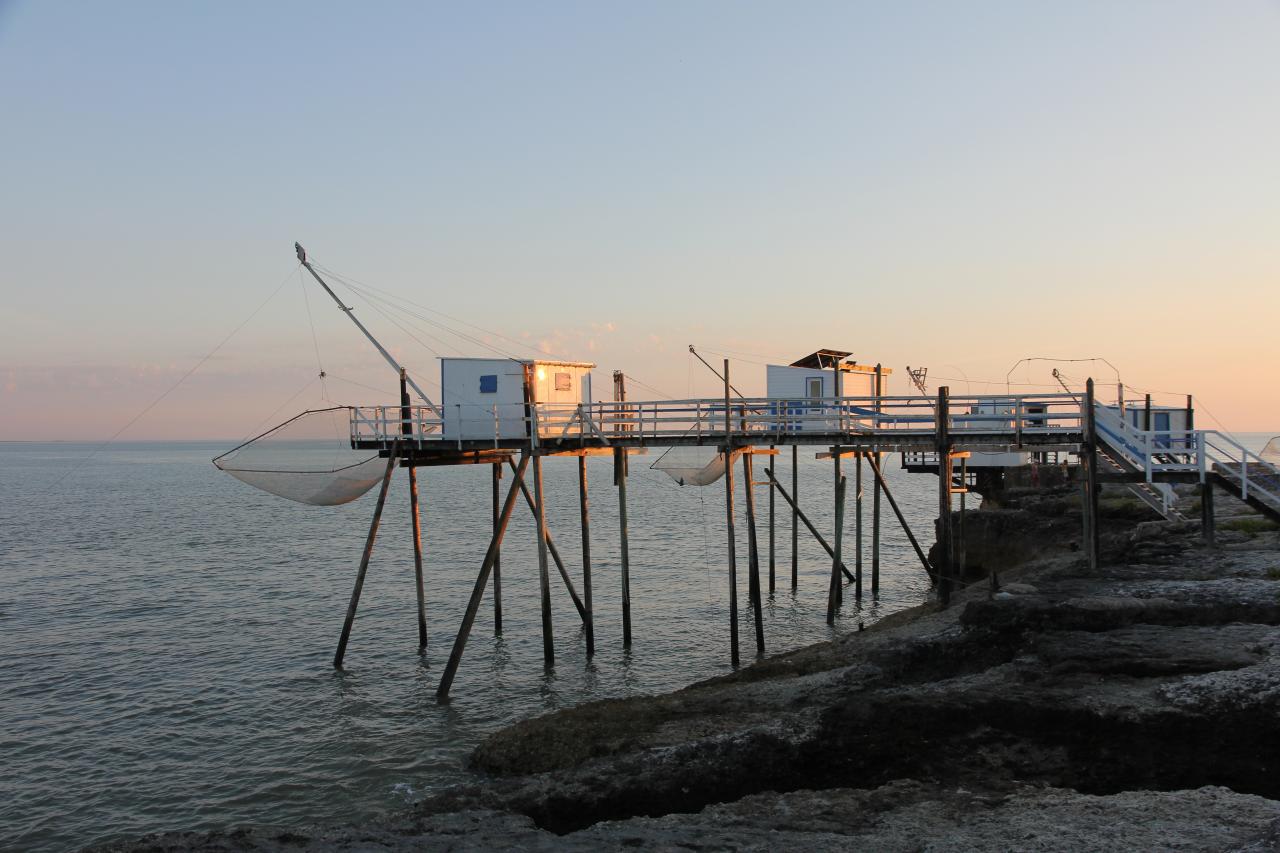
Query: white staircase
1092 403 1280 523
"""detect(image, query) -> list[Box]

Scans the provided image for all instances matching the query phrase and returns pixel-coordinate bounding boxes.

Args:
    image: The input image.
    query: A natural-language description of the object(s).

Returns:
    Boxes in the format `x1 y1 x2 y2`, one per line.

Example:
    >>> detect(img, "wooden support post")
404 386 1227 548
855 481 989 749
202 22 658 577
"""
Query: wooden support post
791 444 799 592
765 471 856 582
334 445 400 669
532 453 554 668
491 463 503 634
768 444 776 596
832 448 843 608
402 370 427 650
855 450 865 596
743 451 765 655
507 458 589 625
615 447 632 648
865 455 935 578
873 363 883 596
957 457 967 578
936 387 954 607
437 456 529 699
855 451 863 598
578 454 595 656
827 475 847 624
1201 479 1216 547
408 467 427 649
723 359 740 666
614 373 632 649
1084 378 1101 572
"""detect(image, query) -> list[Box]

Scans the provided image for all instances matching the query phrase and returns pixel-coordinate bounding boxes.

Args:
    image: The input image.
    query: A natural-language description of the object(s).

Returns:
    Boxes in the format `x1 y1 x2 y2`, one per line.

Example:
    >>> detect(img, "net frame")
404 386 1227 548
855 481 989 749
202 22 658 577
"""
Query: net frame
213 407 387 506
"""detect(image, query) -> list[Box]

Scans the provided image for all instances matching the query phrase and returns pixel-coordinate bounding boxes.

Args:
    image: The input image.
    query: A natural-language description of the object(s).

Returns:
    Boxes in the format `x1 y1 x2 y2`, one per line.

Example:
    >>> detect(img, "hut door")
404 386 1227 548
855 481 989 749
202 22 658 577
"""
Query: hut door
1154 412 1171 449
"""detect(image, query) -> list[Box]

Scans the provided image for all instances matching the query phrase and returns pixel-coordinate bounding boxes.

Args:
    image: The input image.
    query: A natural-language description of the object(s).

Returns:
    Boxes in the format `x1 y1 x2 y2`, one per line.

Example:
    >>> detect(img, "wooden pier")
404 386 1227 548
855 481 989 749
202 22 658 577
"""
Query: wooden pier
271 244 1280 698
325 372 1280 698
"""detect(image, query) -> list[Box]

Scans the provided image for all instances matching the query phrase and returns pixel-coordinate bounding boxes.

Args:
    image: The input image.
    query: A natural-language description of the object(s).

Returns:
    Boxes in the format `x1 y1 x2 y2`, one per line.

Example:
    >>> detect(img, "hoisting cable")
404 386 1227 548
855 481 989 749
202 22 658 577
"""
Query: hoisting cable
298 267 330 401
49 264 299 487
311 261 550 359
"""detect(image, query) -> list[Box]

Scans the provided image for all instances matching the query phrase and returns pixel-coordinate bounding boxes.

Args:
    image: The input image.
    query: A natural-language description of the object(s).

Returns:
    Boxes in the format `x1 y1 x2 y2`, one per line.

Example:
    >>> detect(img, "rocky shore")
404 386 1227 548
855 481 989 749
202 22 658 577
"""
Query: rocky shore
101 487 1280 851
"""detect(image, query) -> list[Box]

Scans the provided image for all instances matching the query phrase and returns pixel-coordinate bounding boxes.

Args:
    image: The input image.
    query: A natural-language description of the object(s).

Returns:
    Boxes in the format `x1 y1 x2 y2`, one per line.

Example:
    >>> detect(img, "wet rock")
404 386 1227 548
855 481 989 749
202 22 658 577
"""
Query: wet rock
97 512 1280 852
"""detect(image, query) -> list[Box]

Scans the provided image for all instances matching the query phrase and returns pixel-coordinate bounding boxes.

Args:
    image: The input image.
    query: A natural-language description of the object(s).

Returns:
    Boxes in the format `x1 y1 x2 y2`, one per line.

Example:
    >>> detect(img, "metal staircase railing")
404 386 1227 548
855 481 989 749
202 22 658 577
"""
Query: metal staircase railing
1093 403 1280 520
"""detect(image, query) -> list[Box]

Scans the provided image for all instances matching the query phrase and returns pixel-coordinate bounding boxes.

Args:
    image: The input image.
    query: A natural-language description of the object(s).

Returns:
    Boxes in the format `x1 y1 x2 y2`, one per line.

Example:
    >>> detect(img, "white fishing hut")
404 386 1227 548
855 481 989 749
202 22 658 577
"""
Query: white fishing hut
765 349 884 399
440 357 595 440
765 350 890 432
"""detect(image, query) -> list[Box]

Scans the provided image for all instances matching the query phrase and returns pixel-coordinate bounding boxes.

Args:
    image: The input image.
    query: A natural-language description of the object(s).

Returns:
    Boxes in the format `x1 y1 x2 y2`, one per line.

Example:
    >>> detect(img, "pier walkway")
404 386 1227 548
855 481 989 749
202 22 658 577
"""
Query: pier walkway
347 390 1280 520
334 383 1278 697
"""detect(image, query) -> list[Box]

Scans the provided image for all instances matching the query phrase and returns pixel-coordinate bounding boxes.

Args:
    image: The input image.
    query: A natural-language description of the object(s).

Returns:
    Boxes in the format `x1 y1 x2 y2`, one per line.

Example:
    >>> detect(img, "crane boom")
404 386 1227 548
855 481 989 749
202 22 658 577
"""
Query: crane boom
295 242 442 416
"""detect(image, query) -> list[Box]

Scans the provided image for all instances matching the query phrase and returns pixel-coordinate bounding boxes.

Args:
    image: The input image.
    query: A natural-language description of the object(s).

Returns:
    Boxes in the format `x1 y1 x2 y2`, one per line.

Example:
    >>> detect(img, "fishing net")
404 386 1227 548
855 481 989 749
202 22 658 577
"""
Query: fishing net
1263 437 1280 464
651 446 740 486
213 408 388 506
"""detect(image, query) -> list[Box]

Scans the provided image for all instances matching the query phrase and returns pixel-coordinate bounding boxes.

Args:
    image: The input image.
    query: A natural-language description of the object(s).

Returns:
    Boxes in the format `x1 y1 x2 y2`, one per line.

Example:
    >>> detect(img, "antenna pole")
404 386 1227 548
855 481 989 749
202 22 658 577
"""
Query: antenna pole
294 242 441 416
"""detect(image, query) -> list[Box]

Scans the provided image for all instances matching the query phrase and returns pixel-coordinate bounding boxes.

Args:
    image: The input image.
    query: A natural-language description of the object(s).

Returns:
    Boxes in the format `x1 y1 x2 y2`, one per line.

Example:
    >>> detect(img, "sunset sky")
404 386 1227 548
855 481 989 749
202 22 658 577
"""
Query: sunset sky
1 1 1277 440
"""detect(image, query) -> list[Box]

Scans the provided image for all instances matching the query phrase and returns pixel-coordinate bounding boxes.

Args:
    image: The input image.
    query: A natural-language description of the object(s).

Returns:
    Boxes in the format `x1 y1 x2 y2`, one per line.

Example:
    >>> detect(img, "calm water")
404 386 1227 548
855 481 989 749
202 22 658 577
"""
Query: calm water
0 441 939 852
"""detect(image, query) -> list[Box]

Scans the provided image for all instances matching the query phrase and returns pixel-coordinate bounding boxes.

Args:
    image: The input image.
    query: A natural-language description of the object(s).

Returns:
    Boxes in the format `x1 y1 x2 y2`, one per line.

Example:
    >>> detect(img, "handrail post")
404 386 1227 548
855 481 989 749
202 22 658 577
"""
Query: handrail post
1197 431 1207 484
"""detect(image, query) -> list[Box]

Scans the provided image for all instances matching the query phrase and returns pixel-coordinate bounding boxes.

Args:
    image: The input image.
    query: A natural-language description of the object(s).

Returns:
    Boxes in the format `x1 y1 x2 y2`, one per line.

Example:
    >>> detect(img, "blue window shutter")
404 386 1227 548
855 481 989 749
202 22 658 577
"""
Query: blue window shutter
479 374 498 393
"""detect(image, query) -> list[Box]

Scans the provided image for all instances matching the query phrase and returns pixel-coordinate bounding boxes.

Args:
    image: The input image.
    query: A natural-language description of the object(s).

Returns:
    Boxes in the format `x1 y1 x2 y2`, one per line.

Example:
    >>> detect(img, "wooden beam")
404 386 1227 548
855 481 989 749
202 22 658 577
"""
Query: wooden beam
491 463 503 634
506 458 590 626
865 454 935 579
743 451 765 655
437 455 529 699
827 475 846 624
724 359 740 667
873 363 883 597
832 449 843 608
578 454 595 656
334 444 400 669
409 468 427 650
543 447 649 458
764 469 856 583
791 444 799 592
855 451 863 599
402 371 427 650
532 453 554 667
937 387 953 607
768 444 776 596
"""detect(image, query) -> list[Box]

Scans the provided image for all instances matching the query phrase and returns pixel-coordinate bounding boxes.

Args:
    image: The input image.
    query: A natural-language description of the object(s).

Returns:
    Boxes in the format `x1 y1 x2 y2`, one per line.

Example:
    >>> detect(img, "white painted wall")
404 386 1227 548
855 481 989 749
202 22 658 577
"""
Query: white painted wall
765 365 877 399
765 364 880 432
440 358 594 440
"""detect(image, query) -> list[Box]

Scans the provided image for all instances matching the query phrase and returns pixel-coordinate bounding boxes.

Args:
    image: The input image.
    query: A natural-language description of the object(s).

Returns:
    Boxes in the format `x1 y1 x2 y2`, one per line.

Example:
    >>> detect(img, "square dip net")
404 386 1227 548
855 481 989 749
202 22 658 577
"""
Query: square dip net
212 407 388 506
650 446 741 486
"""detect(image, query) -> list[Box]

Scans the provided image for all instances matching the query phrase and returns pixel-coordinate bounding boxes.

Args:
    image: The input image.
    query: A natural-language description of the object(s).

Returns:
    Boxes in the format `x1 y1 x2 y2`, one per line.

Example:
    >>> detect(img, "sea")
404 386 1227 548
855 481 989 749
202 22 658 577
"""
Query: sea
2 434 1274 851
1 441 940 852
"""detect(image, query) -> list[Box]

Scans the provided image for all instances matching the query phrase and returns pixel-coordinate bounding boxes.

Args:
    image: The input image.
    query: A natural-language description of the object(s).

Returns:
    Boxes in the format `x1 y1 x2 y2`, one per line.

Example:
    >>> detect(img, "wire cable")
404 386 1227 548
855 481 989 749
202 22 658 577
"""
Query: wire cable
49 264 298 485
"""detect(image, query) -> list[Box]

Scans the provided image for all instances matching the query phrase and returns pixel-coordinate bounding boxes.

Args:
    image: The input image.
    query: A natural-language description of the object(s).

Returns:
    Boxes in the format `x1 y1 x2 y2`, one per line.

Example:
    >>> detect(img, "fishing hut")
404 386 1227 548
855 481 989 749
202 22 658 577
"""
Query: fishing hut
213 244 1280 699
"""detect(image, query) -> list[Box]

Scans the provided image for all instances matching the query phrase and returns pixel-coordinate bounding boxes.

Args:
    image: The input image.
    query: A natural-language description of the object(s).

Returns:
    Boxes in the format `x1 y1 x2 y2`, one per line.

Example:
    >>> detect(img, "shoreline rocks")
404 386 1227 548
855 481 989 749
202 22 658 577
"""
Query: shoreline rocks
98 520 1280 851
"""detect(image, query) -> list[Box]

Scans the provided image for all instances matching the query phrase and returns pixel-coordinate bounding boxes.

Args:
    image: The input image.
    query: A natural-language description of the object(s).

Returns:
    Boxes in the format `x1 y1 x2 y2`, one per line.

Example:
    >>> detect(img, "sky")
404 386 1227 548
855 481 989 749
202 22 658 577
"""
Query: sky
1 0 1277 440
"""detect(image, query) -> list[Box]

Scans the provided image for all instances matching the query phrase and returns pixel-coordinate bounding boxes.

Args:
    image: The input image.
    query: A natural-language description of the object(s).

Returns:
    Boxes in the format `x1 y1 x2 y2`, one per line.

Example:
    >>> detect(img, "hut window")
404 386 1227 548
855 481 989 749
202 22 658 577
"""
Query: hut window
479 374 498 394
555 372 572 392
806 377 823 399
